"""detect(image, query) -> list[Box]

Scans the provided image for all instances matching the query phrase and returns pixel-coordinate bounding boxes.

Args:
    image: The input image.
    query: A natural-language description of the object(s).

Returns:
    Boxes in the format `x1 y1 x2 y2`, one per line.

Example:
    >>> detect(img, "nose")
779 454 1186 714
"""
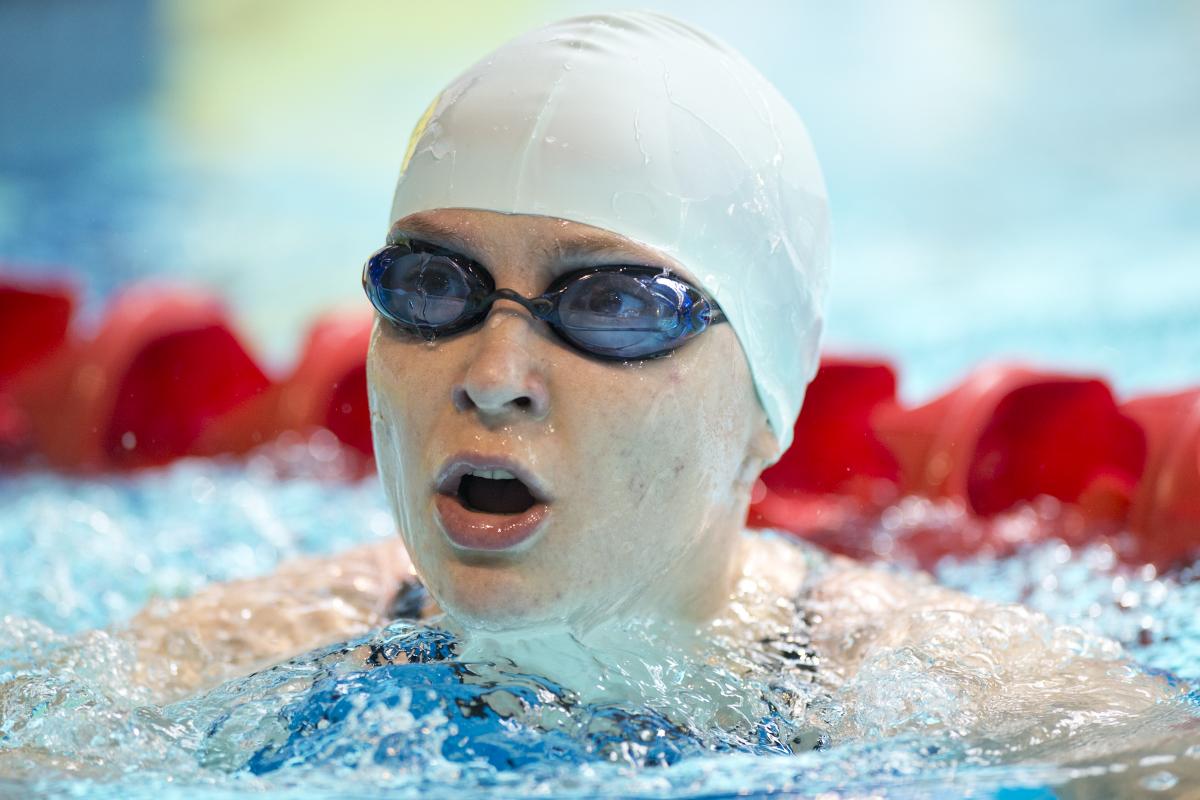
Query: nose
451 305 551 421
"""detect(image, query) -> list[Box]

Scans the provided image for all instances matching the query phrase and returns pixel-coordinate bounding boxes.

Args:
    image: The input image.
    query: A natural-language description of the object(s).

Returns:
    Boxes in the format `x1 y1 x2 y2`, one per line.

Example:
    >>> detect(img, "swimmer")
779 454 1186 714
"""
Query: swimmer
129 11 1186 759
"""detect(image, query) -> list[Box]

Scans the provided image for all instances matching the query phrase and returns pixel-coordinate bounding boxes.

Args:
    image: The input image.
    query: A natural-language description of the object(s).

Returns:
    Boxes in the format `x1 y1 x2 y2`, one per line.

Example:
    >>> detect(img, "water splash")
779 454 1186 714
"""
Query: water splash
1 450 1198 797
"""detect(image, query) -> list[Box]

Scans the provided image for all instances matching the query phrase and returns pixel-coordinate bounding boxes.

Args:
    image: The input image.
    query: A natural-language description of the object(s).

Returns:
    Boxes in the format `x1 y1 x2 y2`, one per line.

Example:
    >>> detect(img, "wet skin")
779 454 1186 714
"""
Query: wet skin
366 208 778 635
118 217 1183 758
120 176 1181 780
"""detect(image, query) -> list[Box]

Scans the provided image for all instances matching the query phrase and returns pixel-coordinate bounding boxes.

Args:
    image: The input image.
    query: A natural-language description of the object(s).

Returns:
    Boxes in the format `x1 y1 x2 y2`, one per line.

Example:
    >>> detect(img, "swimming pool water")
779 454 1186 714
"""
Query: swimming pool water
2 438 1197 798
4 4 1200 796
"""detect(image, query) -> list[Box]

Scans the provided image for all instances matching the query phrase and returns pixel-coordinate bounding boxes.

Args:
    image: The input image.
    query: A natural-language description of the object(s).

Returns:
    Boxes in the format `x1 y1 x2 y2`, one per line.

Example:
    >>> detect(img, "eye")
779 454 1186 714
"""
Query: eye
559 272 673 326
555 270 700 359
584 285 649 317
365 243 487 329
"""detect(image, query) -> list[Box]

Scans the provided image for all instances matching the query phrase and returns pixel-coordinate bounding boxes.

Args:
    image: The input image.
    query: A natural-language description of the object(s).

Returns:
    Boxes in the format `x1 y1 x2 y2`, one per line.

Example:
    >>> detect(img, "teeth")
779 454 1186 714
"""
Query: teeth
468 468 517 480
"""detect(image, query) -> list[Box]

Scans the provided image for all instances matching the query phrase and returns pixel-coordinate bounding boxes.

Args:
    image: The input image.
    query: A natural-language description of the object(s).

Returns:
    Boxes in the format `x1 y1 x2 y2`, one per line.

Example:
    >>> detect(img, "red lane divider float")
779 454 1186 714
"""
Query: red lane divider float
0 276 76 460
872 365 1146 523
751 362 1162 567
761 357 900 501
747 358 902 557
0 276 74 381
0 274 1197 567
1123 390 1200 566
12 284 271 470
194 310 374 468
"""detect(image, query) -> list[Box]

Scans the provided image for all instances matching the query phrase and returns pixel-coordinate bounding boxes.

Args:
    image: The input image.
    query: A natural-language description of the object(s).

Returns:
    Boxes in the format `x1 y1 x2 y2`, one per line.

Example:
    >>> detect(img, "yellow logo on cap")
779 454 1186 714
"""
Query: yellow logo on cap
400 92 442 174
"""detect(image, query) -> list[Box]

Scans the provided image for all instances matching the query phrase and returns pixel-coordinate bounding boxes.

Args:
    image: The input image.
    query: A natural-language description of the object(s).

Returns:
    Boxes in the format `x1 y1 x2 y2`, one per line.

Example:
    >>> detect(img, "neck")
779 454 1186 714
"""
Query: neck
453 612 710 707
446 531 804 726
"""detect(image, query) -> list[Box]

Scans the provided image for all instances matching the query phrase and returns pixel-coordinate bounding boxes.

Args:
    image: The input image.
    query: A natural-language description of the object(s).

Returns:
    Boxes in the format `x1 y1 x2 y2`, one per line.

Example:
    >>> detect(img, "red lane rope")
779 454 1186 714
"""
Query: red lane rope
1 275 1197 566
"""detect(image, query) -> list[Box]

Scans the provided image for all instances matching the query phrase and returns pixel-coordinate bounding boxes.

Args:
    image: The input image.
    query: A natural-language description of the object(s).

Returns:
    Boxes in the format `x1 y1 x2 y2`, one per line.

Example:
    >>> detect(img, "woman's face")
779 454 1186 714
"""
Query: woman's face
367 209 774 633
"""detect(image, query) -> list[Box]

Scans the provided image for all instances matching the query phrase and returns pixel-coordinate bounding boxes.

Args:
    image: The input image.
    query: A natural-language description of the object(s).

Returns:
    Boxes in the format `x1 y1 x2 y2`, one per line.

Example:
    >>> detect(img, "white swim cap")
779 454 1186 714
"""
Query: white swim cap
391 11 830 458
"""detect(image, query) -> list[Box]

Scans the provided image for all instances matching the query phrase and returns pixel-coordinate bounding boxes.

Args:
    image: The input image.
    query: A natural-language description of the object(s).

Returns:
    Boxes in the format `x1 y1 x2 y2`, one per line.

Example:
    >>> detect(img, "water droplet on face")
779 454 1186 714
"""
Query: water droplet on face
544 135 557 144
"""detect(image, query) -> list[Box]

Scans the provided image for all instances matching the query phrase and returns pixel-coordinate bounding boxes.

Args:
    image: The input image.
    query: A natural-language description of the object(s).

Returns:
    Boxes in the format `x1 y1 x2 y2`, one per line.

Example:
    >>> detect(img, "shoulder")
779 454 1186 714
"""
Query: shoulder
794 545 1182 726
130 537 415 701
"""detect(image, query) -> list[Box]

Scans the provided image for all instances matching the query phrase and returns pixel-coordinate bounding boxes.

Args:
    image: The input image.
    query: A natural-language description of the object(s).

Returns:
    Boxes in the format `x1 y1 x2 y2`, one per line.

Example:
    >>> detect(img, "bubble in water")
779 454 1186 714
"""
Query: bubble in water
1140 770 1178 791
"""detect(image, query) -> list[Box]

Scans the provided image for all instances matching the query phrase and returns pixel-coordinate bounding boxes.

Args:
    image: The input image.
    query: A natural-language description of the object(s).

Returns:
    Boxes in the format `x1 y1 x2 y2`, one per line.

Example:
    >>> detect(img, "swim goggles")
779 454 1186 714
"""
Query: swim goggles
362 238 727 360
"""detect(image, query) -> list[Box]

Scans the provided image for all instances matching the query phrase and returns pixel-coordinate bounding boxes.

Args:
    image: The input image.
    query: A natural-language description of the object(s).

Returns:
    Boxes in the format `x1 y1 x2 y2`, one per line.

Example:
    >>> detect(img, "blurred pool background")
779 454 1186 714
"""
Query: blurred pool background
3 8 1200 796
1 0 1197 399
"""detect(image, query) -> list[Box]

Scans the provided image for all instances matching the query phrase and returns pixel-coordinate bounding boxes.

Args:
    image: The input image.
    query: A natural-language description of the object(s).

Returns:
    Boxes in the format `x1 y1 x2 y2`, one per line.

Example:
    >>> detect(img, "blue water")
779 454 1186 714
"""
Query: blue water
3 3 1200 796
1 445 1198 798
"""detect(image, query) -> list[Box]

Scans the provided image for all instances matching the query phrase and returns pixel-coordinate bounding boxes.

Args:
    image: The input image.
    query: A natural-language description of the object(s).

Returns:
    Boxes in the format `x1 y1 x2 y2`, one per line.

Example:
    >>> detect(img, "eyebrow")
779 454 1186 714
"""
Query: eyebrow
388 215 673 272
388 216 477 255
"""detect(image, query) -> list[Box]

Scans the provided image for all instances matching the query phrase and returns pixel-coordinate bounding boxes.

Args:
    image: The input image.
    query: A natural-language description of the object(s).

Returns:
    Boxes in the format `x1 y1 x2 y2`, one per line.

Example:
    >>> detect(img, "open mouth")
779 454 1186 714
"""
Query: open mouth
456 470 537 514
434 458 552 551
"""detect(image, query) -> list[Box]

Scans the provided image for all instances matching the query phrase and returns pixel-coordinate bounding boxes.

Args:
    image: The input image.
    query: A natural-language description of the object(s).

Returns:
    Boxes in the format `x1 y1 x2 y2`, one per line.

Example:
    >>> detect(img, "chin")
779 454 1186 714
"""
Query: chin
432 559 565 632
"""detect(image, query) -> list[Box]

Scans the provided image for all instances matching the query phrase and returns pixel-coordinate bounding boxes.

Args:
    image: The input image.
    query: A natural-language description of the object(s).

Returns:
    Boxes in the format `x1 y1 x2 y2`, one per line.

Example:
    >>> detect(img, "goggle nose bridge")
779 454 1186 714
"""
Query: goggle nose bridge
474 287 558 324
